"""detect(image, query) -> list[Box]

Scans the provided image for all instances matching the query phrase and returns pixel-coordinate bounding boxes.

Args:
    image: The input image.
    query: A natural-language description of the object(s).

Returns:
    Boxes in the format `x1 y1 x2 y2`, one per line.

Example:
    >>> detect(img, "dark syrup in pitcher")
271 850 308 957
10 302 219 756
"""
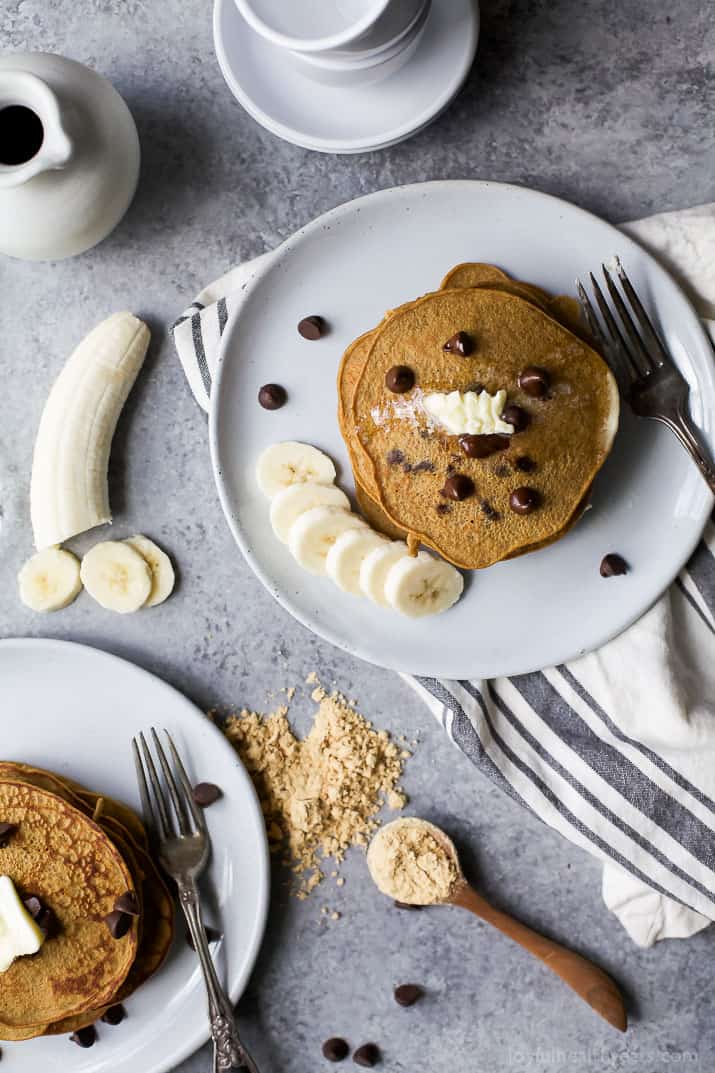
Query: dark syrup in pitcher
0 106 45 165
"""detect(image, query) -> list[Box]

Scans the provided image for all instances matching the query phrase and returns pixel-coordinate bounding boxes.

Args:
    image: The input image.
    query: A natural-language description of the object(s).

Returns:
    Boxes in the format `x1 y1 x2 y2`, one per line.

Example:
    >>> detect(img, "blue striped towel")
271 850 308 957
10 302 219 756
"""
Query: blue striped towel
173 202 715 947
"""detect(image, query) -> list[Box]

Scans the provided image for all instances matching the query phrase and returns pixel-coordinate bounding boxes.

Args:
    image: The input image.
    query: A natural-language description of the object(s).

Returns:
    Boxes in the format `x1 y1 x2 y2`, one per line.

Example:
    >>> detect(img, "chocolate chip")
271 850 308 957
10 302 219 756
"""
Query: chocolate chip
23 895 55 937
443 331 474 356
101 1004 126 1026
322 1037 349 1062
22 895 42 919
114 892 140 917
297 315 325 340
394 900 422 910
600 553 628 577
493 463 510 478
0 822 17 848
353 1043 380 1067
394 983 424 1007
258 383 287 410
386 448 405 465
192 782 222 807
185 924 222 950
436 502 452 515
515 455 537 473
69 1025 96 1048
501 404 530 432
104 910 132 940
518 366 550 398
509 487 540 515
385 365 414 394
411 460 435 474
480 500 501 521
459 434 510 459
440 474 475 501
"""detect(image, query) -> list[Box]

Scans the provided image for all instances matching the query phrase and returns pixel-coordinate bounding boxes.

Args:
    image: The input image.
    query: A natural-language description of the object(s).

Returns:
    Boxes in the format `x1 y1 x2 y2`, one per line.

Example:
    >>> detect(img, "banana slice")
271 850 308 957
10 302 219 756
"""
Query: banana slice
124 535 175 607
360 541 410 607
326 528 387 594
270 482 350 544
256 442 336 499
288 506 367 575
80 540 152 613
384 551 464 618
18 547 82 612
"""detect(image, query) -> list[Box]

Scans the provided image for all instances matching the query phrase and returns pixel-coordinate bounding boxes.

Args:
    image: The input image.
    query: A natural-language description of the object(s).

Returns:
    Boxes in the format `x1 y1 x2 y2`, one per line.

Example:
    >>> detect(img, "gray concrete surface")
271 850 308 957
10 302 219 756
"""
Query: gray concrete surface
2 1 714 1070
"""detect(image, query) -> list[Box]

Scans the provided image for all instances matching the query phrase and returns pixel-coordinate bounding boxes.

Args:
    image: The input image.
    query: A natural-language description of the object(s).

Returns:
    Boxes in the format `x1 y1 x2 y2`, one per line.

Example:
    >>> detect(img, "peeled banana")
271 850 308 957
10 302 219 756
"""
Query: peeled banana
18 547 82 612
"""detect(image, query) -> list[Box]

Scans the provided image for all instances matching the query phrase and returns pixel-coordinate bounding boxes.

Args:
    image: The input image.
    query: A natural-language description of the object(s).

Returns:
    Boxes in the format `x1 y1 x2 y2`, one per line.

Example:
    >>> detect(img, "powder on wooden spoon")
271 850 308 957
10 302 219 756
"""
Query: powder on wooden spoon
367 817 459 904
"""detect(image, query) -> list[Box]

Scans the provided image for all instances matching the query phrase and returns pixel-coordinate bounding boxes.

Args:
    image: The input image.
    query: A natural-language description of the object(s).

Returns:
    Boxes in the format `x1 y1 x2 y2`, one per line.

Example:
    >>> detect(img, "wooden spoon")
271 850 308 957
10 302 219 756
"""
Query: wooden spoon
374 819 627 1032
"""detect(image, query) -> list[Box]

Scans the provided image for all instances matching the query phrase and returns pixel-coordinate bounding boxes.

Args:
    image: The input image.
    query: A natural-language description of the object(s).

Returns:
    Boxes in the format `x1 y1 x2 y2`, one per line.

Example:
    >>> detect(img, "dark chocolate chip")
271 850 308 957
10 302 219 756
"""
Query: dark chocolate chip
114 892 140 917
518 366 550 398
23 895 55 937
515 455 537 473
440 474 475 501
459 434 510 459
353 1043 381 1067
386 448 405 465
69 1025 96 1048
443 331 474 356
436 502 452 515
501 404 530 432
394 900 422 910
411 460 435 474
185 924 222 950
385 365 414 394
509 487 540 515
322 1037 349 1062
22 895 42 919
192 782 223 807
394 983 424 1007
600 553 629 578
258 383 287 410
101 1004 126 1026
297 315 325 340
493 463 510 479
480 500 501 521
104 910 132 940
0 822 17 848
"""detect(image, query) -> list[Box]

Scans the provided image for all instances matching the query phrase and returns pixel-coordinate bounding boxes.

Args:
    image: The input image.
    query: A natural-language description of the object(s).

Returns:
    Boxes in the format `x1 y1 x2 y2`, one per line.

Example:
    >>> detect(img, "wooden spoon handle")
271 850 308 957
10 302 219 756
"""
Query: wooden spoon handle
453 883 627 1032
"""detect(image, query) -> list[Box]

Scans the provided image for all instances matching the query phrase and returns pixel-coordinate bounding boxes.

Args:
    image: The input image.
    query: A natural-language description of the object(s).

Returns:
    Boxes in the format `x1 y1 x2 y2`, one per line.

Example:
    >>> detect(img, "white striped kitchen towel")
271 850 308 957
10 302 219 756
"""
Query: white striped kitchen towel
172 203 715 947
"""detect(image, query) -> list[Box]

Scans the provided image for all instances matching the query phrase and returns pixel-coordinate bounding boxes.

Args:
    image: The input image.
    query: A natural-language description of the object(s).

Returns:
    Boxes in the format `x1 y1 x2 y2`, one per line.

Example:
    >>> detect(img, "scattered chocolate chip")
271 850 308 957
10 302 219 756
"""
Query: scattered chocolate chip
443 331 474 356
258 383 287 410
459 434 510 459
518 366 550 398
501 404 530 432
394 900 422 910
441 474 475 501
436 502 452 515
114 892 140 917
192 782 223 807
297 315 325 340
104 910 132 940
386 448 405 466
185 924 222 950
322 1037 349 1062
600 553 629 578
465 382 484 394
509 487 541 515
394 983 424 1007
0 822 17 848
493 463 510 478
411 460 435 474
385 365 414 394
69 1025 96 1048
480 500 501 521
515 455 537 473
101 1004 126 1026
353 1043 381 1067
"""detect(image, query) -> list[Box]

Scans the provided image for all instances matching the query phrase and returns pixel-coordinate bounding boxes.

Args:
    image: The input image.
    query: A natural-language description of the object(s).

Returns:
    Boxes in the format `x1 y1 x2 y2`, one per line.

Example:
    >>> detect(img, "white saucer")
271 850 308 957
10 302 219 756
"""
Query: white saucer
213 0 479 153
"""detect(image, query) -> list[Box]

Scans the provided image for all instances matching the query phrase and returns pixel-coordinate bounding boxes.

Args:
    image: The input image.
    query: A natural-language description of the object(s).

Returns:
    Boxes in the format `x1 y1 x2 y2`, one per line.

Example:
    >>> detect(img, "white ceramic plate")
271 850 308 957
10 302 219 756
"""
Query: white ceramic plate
0 638 269 1073
210 180 715 680
213 0 479 153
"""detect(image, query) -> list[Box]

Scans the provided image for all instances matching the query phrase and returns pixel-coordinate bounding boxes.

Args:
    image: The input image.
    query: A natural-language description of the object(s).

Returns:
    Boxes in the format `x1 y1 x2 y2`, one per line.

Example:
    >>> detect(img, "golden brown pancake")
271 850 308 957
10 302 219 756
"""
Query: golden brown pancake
350 286 618 569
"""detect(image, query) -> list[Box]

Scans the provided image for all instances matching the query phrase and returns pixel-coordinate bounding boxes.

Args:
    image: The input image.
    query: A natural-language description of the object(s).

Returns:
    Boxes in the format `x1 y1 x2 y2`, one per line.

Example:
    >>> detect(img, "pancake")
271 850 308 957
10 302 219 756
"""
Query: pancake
0 780 138 1032
350 286 618 569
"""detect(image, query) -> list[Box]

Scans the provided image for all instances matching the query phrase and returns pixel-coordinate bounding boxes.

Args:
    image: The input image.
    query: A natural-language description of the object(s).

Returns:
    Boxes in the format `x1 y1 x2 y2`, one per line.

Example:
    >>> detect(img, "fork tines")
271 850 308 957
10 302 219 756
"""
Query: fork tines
132 728 206 840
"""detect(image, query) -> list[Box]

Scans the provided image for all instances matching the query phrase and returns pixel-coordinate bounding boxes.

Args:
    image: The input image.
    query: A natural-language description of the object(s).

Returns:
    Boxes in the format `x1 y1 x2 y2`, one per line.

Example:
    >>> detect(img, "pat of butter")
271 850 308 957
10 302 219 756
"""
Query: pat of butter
423 389 513 436
0 875 45 973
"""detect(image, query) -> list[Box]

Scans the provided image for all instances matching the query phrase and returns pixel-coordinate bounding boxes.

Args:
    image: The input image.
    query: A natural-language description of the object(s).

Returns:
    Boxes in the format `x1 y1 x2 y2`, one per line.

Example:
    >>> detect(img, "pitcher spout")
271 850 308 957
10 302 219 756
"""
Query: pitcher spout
0 69 73 189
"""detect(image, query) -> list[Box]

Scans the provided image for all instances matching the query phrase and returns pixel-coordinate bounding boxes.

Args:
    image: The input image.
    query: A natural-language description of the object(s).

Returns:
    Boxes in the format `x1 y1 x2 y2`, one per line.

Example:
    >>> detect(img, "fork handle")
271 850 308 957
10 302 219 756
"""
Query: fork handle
178 884 261 1073
665 409 715 495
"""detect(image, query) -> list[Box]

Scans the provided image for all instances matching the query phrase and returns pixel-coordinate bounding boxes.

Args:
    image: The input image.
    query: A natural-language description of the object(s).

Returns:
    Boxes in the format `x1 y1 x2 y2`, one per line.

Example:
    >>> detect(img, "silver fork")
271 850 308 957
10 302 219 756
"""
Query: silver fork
132 729 260 1073
577 256 715 494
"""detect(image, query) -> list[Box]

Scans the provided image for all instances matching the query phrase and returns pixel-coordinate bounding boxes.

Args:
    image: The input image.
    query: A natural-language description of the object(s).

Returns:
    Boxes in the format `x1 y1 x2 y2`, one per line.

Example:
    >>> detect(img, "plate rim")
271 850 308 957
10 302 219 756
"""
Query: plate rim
209 179 714 678
0 636 270 1073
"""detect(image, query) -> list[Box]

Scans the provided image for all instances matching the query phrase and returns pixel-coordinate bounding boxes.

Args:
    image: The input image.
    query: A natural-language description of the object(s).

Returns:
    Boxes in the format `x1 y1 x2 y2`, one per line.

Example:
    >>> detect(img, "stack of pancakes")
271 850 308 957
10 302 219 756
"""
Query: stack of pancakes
0 761 173 1042
338 263 619 569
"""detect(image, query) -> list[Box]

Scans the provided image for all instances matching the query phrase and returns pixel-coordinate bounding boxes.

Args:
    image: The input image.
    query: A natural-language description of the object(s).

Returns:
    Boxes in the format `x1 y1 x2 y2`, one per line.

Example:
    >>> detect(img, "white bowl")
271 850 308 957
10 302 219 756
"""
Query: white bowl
233 0 392 53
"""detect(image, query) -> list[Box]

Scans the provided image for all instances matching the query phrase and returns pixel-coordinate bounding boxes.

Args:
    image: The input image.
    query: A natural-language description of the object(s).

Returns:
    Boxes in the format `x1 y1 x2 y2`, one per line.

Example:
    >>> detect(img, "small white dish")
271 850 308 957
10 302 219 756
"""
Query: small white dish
213 0 479 153
233 0 394 53
209 181 715 680
0 638 269 1073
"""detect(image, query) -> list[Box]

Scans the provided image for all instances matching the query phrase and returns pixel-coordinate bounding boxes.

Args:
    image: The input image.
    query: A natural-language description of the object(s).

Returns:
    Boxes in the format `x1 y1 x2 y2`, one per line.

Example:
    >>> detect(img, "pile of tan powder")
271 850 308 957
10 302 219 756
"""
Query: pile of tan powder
224 681 409 897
